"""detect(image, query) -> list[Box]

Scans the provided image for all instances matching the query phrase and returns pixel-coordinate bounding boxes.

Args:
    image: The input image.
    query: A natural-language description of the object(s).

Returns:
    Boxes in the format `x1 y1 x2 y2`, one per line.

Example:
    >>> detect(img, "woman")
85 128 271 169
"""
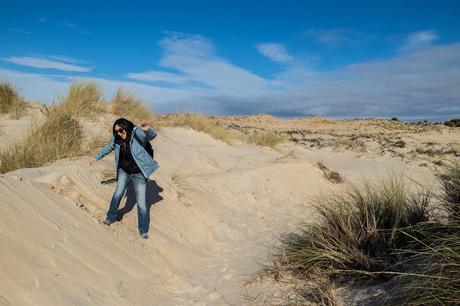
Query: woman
90 118 159 239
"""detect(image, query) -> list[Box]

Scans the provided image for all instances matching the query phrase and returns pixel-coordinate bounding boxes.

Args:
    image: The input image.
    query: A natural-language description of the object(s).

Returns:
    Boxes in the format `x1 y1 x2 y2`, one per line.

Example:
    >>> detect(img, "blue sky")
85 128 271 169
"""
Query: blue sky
1 0 460 120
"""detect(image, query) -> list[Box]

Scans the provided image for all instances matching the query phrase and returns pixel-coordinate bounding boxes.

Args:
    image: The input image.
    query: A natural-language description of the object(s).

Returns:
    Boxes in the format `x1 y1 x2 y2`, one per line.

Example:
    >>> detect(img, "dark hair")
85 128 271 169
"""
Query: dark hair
113 118 134 141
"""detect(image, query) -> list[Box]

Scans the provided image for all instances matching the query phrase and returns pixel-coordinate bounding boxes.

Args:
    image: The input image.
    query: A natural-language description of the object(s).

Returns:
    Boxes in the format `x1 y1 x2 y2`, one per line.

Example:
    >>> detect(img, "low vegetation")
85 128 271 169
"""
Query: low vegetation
168 113 233 144
275 166 460 304
444 118 460 127
111 89 153 122
316 161 343 184
0 102 81 173
56 81 103 118
0 81 27 119
247 130 283 148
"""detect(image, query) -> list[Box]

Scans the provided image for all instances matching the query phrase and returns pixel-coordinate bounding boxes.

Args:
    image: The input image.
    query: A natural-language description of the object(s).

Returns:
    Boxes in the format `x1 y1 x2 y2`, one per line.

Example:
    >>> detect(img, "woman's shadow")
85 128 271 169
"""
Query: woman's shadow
116 179 164 221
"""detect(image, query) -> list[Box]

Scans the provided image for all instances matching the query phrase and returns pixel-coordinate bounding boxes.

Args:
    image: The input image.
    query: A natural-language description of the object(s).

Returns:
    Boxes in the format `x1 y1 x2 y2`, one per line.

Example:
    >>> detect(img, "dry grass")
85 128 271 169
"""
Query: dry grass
247 130 283 148
278 177 430 282
386 220 460 306
83 131 111 155
275 166 460 305
0 104 81 173
111 88 153 122
317 161 343 184
0 81 27 119
439 161 460 217
387 163 460 304
53 81 103 118
169 113 233 144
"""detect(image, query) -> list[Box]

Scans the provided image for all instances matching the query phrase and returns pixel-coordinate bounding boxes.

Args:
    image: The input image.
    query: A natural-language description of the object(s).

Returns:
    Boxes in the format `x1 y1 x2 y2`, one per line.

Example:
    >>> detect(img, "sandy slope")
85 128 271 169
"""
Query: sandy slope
0 126 436 305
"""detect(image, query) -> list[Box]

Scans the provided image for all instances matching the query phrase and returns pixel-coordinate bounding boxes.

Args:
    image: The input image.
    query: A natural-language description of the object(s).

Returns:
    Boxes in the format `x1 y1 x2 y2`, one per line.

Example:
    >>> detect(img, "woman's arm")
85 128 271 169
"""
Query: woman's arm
138 123 157 141
94 136 116 161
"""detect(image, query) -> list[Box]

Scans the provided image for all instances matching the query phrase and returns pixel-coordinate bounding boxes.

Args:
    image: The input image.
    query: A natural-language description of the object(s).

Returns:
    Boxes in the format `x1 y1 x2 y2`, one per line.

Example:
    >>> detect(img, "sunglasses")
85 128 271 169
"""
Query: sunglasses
114 128 125 134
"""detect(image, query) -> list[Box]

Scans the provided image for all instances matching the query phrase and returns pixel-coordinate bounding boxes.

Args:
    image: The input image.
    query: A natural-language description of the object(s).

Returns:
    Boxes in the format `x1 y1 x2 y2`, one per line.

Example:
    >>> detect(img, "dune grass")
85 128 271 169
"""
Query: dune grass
439 161 460 217
386 219 460 306
247 130 283 148
276 166 460 304
0 104 81 173
0 81 27 119
111 88 153 122
54 81 103 118
279 177 430 281
169 113 233 144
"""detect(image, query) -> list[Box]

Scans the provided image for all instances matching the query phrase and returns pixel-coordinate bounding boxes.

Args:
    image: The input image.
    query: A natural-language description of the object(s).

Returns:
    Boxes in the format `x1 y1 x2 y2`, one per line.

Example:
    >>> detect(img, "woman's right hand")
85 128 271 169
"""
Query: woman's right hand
90 158 97 166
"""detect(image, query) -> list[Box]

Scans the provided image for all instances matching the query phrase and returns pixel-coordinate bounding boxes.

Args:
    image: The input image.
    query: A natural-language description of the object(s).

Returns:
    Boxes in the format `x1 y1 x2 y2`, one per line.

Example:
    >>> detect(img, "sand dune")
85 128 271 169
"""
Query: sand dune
0 125 439 305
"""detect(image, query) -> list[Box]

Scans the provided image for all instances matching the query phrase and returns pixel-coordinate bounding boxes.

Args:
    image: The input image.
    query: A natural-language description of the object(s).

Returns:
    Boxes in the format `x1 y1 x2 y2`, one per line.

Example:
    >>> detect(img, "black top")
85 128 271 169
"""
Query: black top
118 137 141 174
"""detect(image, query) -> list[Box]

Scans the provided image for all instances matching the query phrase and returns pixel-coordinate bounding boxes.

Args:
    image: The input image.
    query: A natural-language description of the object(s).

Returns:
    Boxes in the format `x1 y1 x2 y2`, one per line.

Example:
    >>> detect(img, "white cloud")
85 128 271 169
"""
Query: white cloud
1 33 459 121
126 71 192 84
0 69 71 102
256 43 293 63
401 30 438 51
156 32 269 95
2 56 91 72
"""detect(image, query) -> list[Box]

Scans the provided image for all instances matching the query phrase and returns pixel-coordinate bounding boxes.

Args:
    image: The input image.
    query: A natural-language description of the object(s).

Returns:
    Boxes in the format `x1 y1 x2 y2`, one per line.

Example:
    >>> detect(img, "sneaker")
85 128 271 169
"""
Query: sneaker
103 218 114 226
140 233 149 239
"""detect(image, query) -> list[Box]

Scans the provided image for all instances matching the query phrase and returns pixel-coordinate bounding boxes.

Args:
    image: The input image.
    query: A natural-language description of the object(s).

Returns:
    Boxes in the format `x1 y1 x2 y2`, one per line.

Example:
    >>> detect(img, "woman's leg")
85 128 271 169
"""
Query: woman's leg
131 173 149 234
106 168 130 221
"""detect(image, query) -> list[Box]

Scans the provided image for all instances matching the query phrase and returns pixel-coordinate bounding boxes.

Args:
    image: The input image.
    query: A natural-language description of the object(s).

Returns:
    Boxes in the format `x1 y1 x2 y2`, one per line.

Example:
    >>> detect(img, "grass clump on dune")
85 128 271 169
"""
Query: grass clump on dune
0 81 27 119
247 130 283 148
0 105 81 173
57 81 103 118
279 177 430 281
276 166 460 305
111 88 153 122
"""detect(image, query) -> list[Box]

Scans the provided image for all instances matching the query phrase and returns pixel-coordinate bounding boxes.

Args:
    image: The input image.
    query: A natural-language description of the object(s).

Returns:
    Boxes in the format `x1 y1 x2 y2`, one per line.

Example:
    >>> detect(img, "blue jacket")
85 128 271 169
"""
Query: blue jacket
95 127 159 179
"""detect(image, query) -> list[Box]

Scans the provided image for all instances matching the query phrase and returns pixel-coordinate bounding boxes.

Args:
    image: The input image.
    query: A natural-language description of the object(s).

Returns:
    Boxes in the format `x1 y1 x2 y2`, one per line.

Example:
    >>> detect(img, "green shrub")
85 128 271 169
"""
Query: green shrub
444 119 460 127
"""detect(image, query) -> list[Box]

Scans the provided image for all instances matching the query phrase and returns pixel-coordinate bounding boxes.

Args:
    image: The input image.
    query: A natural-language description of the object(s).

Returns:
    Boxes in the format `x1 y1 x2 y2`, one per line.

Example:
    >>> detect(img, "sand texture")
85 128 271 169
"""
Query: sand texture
0 117 457 305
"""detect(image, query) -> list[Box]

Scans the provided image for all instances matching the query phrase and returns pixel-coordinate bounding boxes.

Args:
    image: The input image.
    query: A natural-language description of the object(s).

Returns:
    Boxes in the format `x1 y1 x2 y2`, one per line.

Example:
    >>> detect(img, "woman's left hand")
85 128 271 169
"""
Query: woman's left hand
140 122 150 131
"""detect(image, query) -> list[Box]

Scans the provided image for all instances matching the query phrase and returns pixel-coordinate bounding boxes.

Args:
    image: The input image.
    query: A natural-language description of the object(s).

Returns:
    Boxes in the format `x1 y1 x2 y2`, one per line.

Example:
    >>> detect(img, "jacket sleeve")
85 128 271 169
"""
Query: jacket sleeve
95 136 115 160
135 127 157 143
146 127 157 140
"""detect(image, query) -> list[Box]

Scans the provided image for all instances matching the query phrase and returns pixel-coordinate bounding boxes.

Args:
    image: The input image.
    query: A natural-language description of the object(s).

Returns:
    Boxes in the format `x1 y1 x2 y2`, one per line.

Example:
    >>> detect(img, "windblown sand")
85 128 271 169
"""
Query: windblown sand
0 116 454 305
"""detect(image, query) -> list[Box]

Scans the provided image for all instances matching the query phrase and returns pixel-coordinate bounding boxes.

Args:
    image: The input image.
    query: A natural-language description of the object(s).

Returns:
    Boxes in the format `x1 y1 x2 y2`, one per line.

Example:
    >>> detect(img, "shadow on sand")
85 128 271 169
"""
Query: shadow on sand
116 179 164 221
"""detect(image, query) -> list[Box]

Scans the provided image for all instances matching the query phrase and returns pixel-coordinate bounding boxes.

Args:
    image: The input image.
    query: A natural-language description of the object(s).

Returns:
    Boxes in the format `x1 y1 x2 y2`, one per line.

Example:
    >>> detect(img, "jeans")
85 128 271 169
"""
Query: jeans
106 168 149 234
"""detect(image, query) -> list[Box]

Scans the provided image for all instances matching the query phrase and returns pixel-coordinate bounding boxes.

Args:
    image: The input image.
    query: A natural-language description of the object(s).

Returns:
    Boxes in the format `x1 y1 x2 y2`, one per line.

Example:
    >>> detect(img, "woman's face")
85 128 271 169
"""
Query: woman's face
114 124 127 140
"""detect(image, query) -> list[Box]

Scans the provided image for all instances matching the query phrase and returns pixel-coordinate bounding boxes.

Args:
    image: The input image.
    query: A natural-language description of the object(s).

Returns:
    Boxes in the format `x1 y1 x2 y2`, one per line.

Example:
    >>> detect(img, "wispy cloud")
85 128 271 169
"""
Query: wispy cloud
155 32 269 95
10 27 31 34
37 17 90 35
302 28 370 46
401 30 438 51
256 43 293 63
2 56 91 72
64 22 77 30
126 71 192 84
